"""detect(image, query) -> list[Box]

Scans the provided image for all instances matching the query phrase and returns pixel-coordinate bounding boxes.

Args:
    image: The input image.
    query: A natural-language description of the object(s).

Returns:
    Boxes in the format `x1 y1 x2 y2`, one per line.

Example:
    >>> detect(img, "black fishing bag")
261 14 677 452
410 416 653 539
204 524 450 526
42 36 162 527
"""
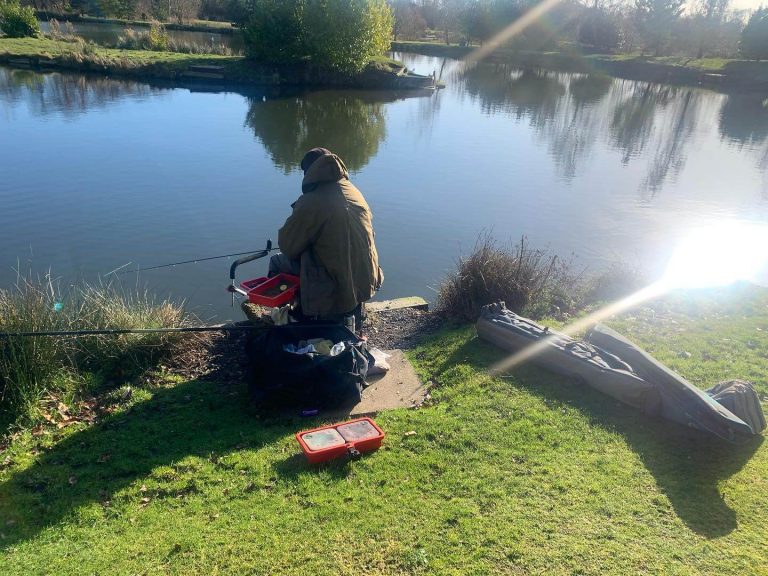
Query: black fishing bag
245 323 371 410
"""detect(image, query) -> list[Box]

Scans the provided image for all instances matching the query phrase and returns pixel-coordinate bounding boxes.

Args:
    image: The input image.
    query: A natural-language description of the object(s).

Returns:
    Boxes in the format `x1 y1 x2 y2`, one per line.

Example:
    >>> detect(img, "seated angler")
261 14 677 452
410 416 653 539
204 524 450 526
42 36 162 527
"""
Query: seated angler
269 147 383 332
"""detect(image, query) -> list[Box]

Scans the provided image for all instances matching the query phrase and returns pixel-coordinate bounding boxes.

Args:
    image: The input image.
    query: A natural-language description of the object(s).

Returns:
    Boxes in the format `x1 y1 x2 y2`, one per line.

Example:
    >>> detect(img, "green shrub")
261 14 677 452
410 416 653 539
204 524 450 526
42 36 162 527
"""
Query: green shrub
242 0 307 64
0 0 40 38
148 21 169 51
242 0 393 73
304 0 393 74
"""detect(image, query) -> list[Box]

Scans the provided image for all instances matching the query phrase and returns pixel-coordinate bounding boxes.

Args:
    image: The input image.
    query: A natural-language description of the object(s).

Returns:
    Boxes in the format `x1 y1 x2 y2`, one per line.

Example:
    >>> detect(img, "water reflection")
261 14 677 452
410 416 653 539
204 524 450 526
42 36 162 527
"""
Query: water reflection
0 67 163 117
460 65 566 123
450 60 726 195
719 94 768 147
244 91 392 173
569 74 611 106
719 94 768 196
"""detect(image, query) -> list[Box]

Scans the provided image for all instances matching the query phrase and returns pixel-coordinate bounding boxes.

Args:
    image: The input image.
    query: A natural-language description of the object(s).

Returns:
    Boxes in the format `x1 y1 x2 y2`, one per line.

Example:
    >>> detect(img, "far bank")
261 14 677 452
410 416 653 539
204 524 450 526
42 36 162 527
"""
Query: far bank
392 41 768 92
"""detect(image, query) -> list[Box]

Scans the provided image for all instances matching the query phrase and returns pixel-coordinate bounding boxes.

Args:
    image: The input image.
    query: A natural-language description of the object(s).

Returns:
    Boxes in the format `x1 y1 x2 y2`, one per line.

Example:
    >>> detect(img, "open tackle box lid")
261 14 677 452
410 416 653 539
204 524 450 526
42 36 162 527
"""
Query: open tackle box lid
296 417 385 464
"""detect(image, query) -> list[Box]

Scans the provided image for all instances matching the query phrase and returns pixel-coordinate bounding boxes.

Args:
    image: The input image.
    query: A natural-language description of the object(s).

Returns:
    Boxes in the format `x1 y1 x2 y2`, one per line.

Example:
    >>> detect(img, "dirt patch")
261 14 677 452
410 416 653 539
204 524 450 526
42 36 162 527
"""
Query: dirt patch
363 307 442 350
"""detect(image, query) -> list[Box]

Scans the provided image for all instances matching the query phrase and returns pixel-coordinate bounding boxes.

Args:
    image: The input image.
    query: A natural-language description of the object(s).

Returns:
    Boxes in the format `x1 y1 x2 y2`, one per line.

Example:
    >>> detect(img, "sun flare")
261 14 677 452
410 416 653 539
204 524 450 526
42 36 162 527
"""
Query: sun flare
661 221 768 290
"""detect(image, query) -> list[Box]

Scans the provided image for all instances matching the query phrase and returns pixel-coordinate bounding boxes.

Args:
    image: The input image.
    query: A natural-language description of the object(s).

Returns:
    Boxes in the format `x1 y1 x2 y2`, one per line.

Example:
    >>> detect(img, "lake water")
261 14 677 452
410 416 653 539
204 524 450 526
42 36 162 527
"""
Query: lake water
1 53 767 321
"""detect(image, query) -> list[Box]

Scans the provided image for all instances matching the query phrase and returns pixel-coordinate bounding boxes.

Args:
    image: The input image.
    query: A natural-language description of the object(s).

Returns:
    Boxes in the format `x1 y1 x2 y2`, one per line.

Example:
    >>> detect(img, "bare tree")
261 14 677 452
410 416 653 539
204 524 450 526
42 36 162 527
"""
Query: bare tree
169 0 201 23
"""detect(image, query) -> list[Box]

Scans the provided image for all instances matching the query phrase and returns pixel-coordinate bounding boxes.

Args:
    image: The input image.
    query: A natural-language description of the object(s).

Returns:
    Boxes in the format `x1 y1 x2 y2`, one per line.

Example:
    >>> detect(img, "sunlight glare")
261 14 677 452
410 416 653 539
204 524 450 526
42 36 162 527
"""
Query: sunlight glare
489 220 768 376
661 222 768 290
464 0 564 65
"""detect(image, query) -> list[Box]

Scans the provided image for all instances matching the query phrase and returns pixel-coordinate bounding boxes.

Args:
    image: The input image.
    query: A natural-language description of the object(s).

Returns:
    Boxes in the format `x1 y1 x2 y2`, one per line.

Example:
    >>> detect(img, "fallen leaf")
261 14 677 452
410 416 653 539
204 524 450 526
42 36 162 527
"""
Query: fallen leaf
140 484 148 493
41 412 54 423
57 402 70 416
31 425 46 437
403 431 417 437
68 476 77 486
57 418 77 429
140 497 151 507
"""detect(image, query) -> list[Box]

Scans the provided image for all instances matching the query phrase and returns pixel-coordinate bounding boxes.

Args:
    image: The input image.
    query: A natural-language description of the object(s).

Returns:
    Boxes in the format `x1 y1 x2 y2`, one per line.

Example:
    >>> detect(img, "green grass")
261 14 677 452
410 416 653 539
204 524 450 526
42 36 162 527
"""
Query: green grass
0 286 766 574
0 36 236 65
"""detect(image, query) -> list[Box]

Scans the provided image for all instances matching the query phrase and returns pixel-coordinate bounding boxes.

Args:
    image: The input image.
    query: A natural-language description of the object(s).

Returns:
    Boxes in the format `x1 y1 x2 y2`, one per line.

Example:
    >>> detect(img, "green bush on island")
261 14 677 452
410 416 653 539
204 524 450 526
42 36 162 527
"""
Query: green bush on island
241 0 393 74
0 0 40 38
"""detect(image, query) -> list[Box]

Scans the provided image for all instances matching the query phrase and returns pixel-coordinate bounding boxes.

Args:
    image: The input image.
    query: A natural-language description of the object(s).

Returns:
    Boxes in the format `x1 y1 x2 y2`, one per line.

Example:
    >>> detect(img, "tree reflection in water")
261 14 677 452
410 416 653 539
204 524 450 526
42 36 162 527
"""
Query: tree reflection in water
454 61 734 197
244 91 390 173
719 93 768 196
0 68 162 117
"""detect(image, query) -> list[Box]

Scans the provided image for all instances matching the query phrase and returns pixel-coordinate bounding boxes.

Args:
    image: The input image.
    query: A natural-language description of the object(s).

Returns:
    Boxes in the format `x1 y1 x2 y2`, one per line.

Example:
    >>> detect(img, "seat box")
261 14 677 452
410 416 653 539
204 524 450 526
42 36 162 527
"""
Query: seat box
296 417 385 464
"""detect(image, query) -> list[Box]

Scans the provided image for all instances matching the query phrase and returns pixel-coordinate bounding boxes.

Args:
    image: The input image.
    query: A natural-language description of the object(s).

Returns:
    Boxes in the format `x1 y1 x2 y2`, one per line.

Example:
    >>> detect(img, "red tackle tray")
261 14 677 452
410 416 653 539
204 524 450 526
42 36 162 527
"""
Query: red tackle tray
241 273 299 307
296 417 385 464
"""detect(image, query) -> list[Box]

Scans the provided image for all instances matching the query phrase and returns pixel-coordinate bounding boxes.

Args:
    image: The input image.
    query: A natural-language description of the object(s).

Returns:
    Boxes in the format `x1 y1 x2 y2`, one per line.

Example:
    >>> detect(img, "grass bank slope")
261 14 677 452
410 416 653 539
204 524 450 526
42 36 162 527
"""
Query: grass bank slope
0 286 766 574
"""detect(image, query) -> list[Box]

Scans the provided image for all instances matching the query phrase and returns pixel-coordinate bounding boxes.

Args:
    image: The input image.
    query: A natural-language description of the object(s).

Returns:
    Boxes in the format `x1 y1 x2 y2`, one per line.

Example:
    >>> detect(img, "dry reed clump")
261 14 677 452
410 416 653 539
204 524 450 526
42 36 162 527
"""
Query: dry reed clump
67 282 201 376
116 25 236 55
435 234 585 323
0 273 208 428
44 19 80 42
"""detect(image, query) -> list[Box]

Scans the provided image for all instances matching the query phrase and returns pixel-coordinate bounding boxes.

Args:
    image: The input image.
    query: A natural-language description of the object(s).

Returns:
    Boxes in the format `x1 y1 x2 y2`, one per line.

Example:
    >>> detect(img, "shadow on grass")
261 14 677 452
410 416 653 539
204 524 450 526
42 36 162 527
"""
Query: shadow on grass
0 379 307 549
449 336 764 538
272 452 354 480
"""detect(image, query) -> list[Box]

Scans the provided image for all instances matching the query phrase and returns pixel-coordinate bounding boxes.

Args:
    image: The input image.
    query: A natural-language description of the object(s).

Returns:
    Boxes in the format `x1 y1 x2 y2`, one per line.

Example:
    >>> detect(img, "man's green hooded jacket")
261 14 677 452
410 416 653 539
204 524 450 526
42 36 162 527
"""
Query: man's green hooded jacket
278 152 383 317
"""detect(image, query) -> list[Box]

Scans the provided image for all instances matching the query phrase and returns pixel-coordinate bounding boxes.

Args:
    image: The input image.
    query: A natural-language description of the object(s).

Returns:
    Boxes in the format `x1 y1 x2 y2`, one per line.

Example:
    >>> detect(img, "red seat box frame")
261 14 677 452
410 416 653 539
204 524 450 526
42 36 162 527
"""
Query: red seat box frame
296 417 385 464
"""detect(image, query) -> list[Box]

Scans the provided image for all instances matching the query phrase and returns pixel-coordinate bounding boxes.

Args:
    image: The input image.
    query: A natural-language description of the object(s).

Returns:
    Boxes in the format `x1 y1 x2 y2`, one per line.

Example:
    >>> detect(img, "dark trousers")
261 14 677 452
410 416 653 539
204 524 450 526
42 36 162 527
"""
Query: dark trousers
268 253 300 278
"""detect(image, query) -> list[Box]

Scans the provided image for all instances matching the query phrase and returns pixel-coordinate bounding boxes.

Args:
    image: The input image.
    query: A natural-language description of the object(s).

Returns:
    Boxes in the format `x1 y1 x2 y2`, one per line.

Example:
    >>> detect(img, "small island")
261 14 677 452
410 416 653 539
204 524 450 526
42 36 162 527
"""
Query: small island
0 0 437 90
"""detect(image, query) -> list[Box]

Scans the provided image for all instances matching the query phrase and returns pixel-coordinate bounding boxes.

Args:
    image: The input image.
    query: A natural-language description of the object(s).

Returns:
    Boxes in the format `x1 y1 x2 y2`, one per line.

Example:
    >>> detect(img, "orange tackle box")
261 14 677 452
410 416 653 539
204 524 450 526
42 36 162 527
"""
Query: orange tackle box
296 417 385 464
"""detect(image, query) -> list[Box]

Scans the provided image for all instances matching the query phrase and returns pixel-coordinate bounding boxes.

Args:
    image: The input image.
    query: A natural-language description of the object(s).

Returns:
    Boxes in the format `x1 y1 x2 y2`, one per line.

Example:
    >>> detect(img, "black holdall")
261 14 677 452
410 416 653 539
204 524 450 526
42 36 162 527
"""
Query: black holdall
245 323 372 410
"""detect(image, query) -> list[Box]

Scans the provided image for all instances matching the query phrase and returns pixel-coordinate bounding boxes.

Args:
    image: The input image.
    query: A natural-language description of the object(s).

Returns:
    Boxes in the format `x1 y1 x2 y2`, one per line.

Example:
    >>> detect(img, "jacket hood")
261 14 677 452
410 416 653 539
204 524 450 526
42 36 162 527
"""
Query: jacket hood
301 153 349 193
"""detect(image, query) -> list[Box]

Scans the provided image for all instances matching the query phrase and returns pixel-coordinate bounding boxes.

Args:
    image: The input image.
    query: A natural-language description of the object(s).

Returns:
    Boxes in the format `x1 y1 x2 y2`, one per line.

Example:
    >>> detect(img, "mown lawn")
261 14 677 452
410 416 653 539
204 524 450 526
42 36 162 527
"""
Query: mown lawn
1 286 766 575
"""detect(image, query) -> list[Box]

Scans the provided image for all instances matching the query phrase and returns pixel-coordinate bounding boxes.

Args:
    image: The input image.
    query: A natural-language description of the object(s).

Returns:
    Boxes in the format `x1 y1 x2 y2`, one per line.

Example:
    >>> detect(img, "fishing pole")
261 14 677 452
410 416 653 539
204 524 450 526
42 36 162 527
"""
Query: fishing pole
0 325 266 339
112 243 280 275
